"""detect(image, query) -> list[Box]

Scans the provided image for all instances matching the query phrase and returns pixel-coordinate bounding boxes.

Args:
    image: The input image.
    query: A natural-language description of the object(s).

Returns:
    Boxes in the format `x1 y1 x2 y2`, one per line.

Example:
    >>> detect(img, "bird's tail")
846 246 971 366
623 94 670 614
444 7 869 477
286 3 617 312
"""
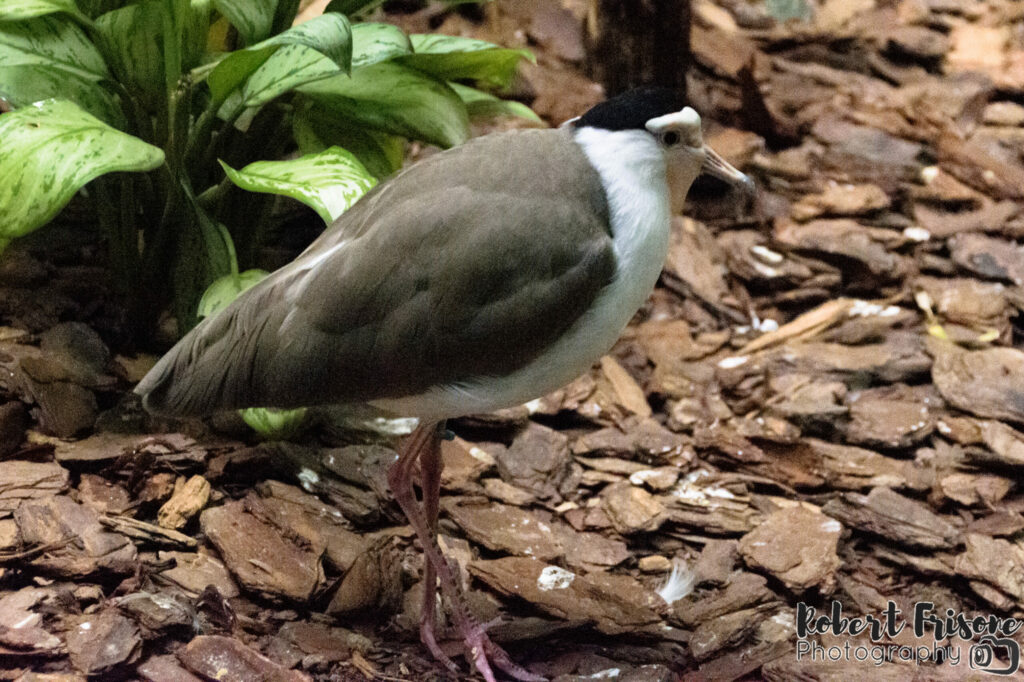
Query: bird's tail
134 302 261 417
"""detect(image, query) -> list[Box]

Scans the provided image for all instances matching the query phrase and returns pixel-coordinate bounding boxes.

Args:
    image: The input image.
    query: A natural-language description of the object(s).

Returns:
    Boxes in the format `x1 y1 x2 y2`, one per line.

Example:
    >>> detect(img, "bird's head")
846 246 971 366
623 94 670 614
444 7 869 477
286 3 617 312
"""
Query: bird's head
571 87 754 213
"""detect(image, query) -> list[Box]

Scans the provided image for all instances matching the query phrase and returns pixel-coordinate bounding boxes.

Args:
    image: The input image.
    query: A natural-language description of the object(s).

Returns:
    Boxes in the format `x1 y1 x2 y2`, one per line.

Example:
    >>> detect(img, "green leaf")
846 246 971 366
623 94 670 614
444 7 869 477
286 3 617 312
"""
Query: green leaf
186 188 236 281
450 82 542 123
0 99 164 251
351 21 410 68
76 0 123 19
197 268 268 318
206 12 351 104
220 146 377 223
94 1 165 107
0 12 120 122
211 0 274 44
240 44 340 108
240 406 308 439
0 15 108 80
159 0 193 91
270 0 298 35
399 34 532 89
0 64 122 125
324 0 383 16
293 106 403 179
298 62 470 148
0 0 89 22
184 0 212 71
211 0 272 45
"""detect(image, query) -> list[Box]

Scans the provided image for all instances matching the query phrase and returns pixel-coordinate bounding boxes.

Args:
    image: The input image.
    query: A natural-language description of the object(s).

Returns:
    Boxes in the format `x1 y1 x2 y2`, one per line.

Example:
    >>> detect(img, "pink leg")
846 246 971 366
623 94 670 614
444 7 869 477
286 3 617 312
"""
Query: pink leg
387 422 545 682
417 424 454 671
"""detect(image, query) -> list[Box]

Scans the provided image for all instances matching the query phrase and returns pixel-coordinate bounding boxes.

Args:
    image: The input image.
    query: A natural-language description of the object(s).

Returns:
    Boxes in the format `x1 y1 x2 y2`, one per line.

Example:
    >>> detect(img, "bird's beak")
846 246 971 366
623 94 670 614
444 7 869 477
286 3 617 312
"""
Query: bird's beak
702 146 756 196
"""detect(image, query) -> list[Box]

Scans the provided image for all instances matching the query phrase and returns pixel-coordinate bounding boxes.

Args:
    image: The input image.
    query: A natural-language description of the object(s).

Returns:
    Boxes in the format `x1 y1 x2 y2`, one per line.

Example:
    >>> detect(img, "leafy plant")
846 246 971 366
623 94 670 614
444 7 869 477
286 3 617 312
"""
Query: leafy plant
0 0 537 338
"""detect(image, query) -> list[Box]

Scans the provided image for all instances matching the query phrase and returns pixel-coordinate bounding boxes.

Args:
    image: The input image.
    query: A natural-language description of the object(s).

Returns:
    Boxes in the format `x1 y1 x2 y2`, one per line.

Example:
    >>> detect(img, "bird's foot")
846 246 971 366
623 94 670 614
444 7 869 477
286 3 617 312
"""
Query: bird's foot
427 609 545 682
460 620 547 682
420 567 546 682
420 622 460 673
419 592 460 674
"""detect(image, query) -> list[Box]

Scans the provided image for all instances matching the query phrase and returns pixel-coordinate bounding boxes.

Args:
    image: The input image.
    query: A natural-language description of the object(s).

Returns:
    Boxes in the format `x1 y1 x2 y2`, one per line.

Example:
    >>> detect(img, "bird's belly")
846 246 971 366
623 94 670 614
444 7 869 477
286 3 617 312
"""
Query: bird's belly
373 293 636 420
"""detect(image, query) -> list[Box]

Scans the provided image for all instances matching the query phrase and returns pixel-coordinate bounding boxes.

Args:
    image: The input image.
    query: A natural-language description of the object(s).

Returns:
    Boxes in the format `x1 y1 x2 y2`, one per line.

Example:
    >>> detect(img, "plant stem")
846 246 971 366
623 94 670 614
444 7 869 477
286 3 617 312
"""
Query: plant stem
190 98 243 187
93 177 133 295
119 175 141 277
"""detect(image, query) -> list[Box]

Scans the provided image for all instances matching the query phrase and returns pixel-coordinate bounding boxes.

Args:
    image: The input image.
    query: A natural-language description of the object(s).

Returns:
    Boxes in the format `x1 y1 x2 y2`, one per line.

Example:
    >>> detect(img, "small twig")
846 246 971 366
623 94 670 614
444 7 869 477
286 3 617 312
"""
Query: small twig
99 515 198 549
0 536 80 565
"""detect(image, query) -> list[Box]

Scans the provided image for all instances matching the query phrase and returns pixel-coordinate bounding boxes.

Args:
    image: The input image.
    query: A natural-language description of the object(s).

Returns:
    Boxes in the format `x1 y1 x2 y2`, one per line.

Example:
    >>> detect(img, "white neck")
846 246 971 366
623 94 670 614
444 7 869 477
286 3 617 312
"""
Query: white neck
572 126 672 309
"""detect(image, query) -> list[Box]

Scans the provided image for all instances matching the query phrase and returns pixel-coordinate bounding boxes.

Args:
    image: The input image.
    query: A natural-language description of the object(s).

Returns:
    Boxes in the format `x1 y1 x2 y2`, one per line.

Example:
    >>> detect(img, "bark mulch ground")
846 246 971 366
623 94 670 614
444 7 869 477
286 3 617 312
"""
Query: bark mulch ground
2 0 1024 680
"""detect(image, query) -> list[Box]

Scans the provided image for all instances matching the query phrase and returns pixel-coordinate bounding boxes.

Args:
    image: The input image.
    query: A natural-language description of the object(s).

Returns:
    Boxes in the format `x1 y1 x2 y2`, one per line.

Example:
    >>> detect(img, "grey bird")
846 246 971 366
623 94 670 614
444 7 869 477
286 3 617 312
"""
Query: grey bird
136 86 754 681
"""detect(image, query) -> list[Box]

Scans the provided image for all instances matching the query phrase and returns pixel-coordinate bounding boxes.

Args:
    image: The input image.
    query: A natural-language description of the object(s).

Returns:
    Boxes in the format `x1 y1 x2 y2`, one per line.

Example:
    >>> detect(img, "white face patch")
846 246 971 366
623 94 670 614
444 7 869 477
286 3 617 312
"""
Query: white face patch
645 107 703 146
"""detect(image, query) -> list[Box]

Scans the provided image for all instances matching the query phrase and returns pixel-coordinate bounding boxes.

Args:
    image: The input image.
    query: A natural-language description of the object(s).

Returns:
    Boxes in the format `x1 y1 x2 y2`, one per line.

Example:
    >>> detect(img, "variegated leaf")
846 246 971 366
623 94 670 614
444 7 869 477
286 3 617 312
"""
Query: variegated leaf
0 99 164 250
297 62 470 148
400 33 533 89
351 21 410 68
219 146 376 224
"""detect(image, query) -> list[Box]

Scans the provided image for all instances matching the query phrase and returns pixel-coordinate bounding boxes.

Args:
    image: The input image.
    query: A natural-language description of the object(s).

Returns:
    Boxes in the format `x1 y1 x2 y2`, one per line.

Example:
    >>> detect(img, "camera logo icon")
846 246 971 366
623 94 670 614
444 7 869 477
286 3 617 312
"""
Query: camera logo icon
969 635 1021 675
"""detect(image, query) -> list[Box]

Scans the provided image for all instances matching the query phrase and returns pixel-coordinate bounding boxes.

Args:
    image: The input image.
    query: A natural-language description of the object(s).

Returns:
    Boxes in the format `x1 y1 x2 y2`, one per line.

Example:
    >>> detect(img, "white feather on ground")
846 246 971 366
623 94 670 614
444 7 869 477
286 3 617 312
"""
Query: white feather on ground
656 557 696 605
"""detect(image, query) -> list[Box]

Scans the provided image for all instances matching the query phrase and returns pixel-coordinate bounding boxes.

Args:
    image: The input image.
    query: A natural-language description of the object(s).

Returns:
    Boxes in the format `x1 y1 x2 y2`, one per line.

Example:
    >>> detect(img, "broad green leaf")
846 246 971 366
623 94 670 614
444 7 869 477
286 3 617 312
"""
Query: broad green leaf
220 146 377 223
293 107 403 179
212 0 275 44
0 15 108 80
240 44 340 108
197 268 268 318
0 99 164 251
0 0 89 22
0 64 122 124
298 62 470 148
0 16 120 122
94 0 207 106
94 1 165 106
351 22 410 68
206 12 351 103
399 34 532 89
450 82 542 124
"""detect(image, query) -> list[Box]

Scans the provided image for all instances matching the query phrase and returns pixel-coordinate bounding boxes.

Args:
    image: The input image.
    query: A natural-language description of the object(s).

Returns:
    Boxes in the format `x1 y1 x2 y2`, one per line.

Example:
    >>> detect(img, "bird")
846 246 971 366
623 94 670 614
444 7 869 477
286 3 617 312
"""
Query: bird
136 86 754 681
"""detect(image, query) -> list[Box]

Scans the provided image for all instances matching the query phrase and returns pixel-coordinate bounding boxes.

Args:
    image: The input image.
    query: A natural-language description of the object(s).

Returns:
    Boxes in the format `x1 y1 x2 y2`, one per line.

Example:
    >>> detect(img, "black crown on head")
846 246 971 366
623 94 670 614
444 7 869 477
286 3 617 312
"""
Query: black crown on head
575 86 688 132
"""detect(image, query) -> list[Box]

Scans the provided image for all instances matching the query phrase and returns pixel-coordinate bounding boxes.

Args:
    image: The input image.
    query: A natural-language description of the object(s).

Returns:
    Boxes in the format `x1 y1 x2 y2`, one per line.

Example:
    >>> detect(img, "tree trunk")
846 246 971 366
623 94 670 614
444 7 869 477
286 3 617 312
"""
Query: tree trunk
584 0 691 97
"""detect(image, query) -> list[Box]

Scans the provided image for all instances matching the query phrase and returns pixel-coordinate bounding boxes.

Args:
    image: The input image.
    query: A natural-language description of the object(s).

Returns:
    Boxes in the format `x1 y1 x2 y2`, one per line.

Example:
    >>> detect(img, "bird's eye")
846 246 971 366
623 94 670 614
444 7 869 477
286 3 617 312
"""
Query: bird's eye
660 130 681 147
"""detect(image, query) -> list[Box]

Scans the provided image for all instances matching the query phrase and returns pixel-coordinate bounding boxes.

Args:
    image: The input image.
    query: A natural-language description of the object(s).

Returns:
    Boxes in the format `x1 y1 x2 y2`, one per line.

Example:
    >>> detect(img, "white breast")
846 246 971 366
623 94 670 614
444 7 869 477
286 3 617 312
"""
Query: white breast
374 128 671 420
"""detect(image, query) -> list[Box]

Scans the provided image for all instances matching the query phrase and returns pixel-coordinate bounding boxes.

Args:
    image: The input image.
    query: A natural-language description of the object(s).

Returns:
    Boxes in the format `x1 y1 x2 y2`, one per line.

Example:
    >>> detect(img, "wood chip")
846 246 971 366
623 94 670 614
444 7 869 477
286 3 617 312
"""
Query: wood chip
739 506 841 592
157 475 211 530
821 487 959 549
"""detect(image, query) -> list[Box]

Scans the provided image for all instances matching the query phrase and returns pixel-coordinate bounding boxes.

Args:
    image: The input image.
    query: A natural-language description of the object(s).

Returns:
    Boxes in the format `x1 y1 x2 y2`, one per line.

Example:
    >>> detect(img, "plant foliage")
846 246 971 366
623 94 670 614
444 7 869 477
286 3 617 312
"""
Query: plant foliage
0 0 535 336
